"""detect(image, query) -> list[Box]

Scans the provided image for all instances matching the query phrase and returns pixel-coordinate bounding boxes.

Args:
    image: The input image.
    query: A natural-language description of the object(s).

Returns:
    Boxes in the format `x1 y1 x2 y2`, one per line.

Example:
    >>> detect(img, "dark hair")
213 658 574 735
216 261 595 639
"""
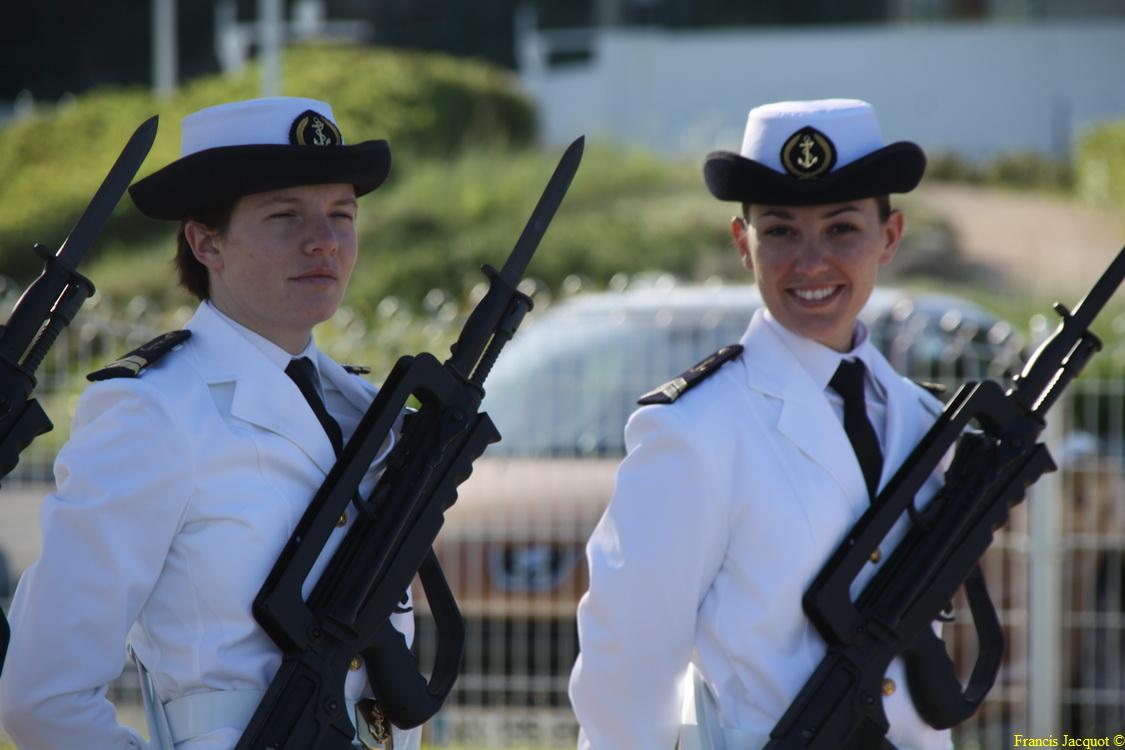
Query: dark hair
175 199 237 301
741 195 893 222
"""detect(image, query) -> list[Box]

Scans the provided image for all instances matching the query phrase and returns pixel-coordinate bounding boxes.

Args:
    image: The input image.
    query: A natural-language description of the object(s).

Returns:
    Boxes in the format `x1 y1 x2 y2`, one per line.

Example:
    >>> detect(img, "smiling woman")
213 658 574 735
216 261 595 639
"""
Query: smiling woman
569 99 955 750
0 98 420 750
735 199 904 352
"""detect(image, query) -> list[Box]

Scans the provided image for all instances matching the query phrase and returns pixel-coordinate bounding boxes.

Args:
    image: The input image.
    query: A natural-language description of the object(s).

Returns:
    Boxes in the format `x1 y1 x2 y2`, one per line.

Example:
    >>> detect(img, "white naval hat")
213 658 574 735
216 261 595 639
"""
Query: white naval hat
130 96 391 220
703 98 925 205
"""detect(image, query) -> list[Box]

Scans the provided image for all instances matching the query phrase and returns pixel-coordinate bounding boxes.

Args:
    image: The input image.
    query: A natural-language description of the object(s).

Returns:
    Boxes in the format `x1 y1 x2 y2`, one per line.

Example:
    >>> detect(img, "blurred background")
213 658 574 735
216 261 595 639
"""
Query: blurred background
1 1 1124 747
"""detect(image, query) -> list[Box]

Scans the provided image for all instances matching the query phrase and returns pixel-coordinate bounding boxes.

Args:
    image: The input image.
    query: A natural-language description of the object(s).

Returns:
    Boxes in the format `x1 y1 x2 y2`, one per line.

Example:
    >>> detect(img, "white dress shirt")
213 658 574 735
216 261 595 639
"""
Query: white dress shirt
763 309 889 452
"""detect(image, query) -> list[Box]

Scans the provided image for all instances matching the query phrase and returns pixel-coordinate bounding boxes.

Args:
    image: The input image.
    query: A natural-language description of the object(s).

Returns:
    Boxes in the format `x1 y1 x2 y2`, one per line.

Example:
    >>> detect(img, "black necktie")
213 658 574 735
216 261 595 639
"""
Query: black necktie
286 357 344 455
829 358 884 500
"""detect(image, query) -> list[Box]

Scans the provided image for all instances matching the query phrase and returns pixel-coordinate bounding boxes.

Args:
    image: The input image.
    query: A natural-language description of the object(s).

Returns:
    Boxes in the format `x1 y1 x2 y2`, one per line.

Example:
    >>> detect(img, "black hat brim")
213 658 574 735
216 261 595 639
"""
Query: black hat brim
128 140 391 220
703 141 925 206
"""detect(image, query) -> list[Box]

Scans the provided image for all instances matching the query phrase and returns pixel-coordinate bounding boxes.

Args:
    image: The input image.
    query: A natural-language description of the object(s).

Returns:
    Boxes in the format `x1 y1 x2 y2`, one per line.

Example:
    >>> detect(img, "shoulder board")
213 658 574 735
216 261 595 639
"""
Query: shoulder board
637 344 743 405
342 364 372 375
912 379 948 399
87 330 191 382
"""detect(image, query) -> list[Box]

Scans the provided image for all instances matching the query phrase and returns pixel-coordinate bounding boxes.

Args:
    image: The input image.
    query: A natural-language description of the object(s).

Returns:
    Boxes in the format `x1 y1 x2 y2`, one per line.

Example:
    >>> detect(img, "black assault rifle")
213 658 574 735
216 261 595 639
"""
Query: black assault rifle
766 246 1125 750
0 116 158 675
235 136 585 749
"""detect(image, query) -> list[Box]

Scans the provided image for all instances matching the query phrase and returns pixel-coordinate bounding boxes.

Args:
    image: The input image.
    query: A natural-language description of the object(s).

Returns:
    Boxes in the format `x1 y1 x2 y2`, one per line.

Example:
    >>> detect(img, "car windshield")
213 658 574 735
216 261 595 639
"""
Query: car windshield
481 286 1022 458
483 299 752 457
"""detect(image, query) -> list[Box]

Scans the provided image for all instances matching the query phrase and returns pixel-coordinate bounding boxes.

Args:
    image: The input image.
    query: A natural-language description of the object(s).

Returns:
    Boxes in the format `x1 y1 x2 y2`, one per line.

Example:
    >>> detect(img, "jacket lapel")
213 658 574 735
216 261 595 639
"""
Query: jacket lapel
184 304 338 475
317 353 401 466
738 310 870 512
868 351 940 490
317 352 376 414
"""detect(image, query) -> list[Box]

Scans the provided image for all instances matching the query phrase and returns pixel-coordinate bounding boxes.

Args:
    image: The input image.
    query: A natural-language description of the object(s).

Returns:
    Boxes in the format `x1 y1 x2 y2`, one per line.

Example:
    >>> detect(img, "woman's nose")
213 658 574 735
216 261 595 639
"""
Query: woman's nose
792 237 830 273
302 214 339 254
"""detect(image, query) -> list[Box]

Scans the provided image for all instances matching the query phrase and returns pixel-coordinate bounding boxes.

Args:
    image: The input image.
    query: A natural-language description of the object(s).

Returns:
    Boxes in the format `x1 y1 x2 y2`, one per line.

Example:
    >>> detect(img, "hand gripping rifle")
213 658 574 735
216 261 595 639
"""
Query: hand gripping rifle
766 247 1125 750
0 116 158 675
235 136 585 750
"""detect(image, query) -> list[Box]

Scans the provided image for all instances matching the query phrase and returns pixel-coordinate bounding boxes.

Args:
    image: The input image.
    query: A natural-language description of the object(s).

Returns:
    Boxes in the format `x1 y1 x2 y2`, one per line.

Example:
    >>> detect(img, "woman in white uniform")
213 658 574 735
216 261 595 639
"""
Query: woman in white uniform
569 99 953 749
0 97 421 750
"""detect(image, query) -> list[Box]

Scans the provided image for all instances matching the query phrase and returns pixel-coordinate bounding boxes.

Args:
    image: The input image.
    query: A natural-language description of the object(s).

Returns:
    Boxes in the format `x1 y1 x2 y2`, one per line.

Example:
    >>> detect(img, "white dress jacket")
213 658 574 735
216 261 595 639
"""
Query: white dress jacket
0 302 419 749
569 309 953 750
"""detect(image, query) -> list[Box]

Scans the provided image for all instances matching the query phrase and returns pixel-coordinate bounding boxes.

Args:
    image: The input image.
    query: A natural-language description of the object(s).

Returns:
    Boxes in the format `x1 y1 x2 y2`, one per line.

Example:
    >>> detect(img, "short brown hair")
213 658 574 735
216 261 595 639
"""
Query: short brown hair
175 200 236 301
742 195 893 222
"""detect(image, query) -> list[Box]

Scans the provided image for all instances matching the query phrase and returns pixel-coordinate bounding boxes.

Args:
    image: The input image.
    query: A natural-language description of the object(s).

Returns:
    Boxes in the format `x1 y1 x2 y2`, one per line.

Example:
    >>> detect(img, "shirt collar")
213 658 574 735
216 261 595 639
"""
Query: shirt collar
205 300 321 377
762 307 881 393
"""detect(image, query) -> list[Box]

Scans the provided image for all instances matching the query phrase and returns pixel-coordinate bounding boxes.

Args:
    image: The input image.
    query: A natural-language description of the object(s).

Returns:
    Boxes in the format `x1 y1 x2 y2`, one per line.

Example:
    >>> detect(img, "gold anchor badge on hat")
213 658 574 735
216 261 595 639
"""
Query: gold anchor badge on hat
780 126 837 180
289 109 342 146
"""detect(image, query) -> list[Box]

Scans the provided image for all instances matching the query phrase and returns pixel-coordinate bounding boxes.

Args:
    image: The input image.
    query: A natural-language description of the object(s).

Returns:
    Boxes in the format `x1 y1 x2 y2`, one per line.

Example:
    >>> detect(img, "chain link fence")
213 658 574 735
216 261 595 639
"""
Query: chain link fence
2 278 1123 747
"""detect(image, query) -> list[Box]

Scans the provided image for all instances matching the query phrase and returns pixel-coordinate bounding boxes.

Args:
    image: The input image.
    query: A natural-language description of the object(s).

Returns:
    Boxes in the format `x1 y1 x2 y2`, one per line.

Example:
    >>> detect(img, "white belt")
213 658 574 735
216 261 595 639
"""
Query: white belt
678 725 770 750
722 728 769 750
162 688 264 744
678 665 770 750
159 688 400 748
130 648 412 749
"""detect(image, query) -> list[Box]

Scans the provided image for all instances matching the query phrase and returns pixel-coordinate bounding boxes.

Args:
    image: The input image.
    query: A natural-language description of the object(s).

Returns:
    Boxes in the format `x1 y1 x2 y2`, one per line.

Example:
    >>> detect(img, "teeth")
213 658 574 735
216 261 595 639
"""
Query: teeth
794 287 836 301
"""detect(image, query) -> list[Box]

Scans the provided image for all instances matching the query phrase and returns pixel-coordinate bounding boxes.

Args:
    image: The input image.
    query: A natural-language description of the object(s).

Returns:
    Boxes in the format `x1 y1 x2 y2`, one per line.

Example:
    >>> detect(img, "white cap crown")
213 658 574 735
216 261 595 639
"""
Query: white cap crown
740 99 885 176
180 96 343 157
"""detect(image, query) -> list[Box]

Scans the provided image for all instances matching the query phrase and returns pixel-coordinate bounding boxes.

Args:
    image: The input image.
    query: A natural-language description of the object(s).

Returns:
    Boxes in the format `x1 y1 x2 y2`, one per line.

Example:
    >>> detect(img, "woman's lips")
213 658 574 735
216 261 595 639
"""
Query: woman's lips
787 284 843 306
291 269 338 284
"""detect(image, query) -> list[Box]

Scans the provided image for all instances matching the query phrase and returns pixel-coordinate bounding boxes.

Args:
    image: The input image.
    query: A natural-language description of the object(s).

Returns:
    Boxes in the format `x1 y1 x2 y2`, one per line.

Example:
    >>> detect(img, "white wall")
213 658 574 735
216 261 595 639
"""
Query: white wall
518 21 1125 161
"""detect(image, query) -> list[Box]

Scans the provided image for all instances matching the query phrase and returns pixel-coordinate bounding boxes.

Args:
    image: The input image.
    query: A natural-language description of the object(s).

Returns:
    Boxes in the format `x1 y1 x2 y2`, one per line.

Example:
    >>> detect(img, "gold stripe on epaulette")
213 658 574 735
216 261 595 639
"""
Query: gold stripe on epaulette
662 377 688 400
106 355 148 375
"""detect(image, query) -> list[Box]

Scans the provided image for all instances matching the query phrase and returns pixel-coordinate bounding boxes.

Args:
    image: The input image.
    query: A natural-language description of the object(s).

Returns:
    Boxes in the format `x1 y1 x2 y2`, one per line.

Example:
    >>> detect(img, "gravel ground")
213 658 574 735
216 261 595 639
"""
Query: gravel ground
913 183 1125 299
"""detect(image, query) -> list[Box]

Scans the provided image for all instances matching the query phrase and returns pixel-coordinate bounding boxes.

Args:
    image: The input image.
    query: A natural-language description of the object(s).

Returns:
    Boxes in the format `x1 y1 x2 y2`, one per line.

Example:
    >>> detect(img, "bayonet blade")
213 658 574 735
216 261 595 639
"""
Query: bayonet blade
55 115 159 269
498 136 585 284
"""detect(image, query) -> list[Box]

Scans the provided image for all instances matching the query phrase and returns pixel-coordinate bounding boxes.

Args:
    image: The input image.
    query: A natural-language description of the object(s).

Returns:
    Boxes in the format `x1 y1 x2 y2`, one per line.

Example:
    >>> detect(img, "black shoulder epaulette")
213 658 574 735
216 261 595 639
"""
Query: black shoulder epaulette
637 344 743 405
913 379 948 399
87 330 191 382
342 364 372 375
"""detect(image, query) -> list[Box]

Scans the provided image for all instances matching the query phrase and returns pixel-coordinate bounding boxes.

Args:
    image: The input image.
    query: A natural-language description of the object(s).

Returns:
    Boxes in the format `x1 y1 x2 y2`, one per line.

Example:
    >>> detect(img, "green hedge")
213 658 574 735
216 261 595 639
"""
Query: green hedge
0 43 536 281
1075 120 1125 214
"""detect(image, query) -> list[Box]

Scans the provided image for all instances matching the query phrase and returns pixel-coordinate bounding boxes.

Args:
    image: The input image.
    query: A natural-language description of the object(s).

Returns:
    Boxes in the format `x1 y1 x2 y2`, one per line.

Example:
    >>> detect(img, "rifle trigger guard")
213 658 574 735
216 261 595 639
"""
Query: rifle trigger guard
361 550 464 730
901 565 1002 729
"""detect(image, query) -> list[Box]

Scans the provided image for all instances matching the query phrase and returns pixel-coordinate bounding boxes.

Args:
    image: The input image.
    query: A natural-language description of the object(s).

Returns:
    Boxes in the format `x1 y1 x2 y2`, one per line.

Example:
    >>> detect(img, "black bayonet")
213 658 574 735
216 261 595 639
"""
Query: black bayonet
0 115 159 674
448 136 584 383
498 136 584 284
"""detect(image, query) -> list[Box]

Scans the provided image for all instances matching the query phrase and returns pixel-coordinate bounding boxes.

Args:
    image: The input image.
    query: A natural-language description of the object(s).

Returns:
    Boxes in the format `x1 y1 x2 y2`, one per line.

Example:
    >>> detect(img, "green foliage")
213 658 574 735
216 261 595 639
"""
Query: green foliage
347 144 728 312
0 43 535 281
1075 120 1125 213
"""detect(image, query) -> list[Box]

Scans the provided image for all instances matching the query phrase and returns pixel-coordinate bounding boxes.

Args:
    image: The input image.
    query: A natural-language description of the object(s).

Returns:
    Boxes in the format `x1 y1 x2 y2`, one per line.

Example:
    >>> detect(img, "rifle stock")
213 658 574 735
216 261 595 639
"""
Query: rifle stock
767 247 1124 749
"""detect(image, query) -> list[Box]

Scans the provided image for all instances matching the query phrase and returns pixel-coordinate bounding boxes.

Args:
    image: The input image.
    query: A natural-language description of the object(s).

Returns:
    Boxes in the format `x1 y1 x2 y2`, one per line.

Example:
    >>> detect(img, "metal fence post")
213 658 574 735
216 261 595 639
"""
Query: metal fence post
1029 402 1065 736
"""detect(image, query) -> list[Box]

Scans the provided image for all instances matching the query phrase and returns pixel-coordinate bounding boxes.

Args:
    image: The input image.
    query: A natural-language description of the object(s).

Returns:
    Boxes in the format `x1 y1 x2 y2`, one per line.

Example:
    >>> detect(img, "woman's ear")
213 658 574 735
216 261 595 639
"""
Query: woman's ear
731 216 753 273
184 221 223 272
879 209 905 267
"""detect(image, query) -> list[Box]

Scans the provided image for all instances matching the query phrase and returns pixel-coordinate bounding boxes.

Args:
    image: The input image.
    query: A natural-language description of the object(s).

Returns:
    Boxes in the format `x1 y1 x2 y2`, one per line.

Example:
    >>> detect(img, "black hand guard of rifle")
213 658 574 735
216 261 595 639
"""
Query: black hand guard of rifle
766 246 1125 750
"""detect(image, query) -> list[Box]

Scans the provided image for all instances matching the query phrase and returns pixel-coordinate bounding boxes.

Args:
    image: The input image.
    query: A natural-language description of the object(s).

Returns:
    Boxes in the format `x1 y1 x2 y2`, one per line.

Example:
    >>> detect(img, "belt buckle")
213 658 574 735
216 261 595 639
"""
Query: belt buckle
354 698 394 750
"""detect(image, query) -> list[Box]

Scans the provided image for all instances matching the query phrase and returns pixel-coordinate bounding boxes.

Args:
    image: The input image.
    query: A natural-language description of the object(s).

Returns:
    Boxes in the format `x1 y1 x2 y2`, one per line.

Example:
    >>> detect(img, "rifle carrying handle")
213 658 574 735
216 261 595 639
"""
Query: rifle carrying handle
363 549 465 729
901 565 1003 729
